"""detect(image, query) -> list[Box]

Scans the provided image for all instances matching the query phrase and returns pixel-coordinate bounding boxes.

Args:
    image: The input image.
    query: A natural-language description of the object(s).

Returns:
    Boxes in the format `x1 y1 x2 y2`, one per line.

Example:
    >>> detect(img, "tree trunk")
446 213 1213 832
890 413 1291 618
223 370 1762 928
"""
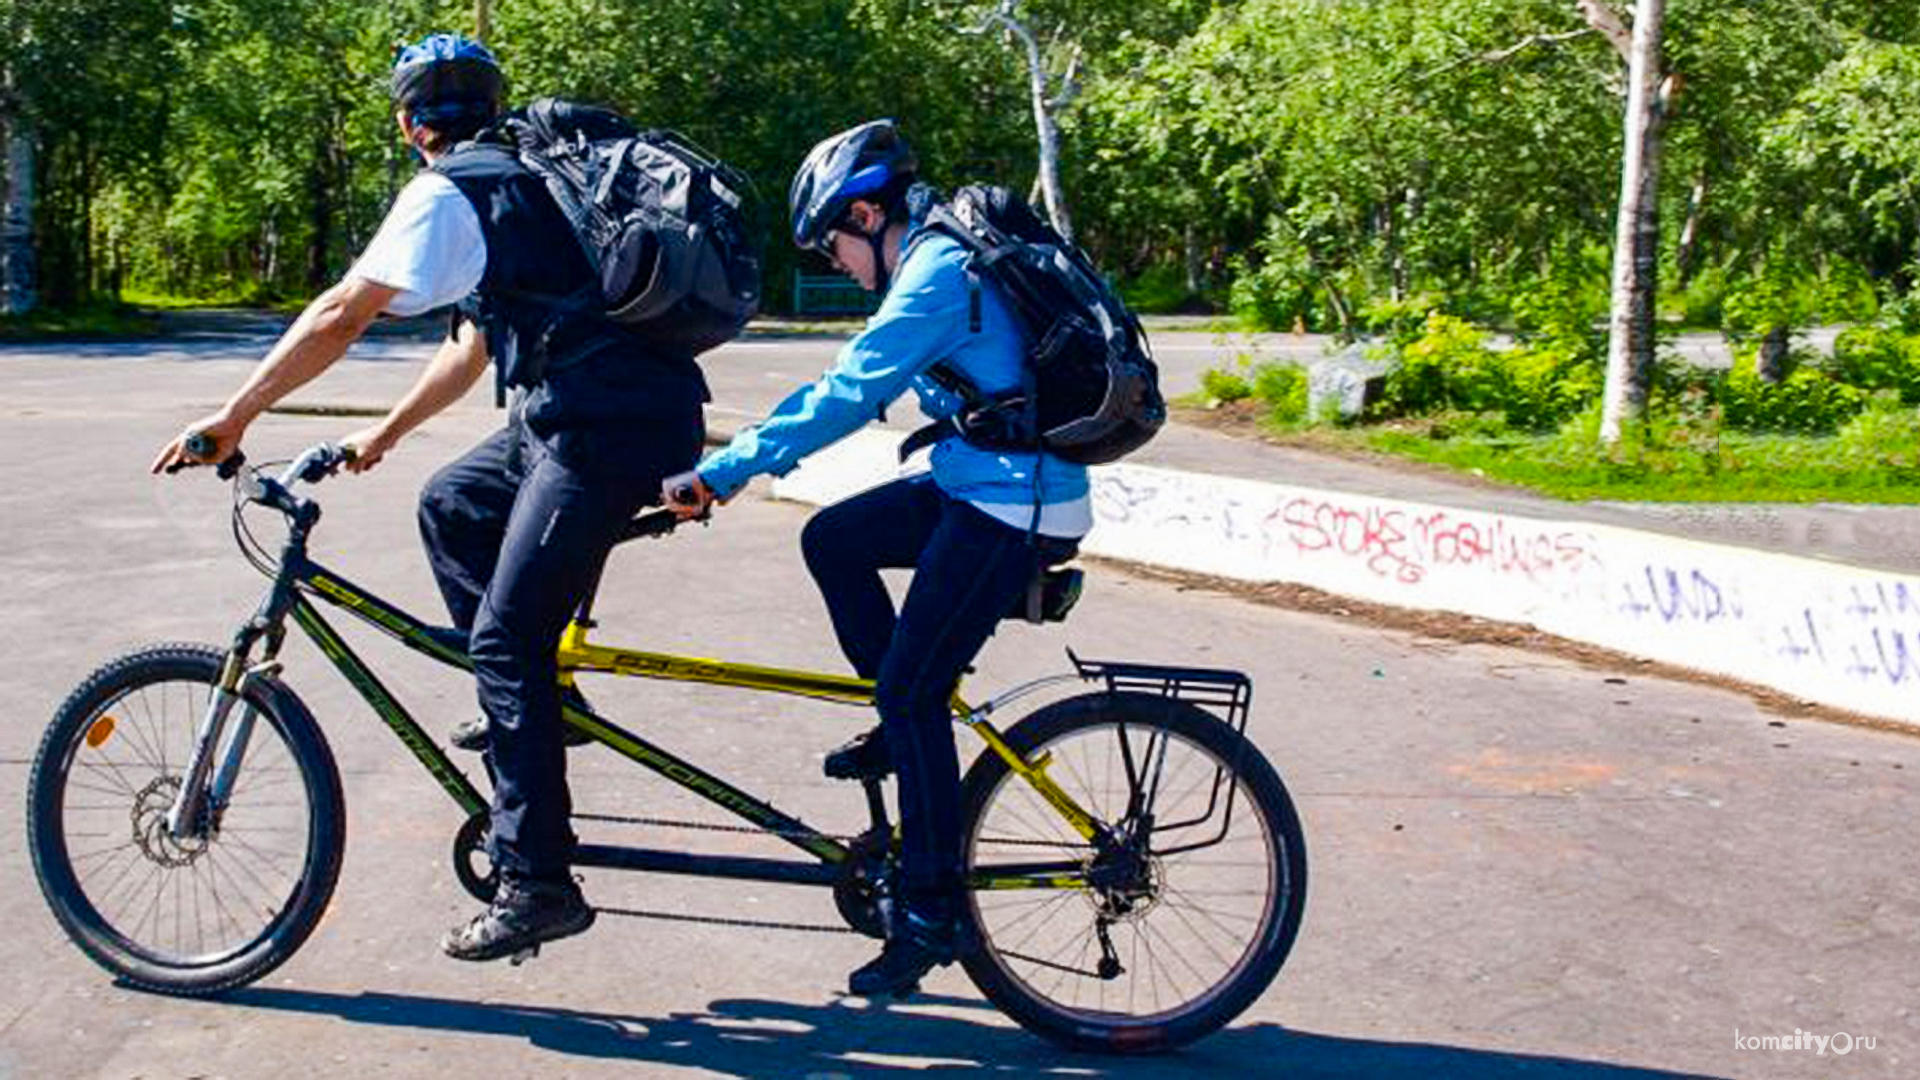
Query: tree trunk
1184 223 1203 295
1599 0 1668 447
1 108 34 314
1015 23 1071 240
1756 325 1791 382
1674 169 1706 285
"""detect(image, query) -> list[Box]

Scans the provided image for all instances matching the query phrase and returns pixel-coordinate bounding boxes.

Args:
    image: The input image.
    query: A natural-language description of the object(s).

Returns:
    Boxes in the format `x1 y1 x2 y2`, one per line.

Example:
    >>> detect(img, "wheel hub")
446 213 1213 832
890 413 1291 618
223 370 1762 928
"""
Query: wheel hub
1086 843 1163 922
131 776 208 867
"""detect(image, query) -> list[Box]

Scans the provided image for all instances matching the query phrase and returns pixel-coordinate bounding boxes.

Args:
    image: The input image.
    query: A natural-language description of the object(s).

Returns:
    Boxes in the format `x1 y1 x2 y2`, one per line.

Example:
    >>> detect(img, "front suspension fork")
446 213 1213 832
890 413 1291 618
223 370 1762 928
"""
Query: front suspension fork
167 627 284 840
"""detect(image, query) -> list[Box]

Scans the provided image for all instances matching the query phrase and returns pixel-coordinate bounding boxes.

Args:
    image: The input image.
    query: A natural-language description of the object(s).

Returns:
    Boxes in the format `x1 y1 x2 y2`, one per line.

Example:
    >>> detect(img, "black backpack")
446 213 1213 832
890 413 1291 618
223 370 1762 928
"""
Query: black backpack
905 185 1163 466
486 98 762 356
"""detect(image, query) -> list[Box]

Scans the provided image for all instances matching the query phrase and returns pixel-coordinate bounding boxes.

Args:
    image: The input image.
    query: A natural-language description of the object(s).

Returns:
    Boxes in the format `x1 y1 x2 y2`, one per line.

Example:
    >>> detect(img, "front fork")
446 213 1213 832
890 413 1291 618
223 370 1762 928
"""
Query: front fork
167 600 291 841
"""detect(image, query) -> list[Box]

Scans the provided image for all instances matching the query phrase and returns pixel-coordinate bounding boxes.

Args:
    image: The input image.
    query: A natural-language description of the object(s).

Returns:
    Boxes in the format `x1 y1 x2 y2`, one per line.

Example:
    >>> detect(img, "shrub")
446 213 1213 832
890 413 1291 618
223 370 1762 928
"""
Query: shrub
1252 363 1310 424
1122 263 1208 315
1834 396 1920 471
1715 349 1869 432
1228 245 1318 332
1374 313 1500 416
1833 325 1920 403
1371 313 1601 430
1200 366 1253 404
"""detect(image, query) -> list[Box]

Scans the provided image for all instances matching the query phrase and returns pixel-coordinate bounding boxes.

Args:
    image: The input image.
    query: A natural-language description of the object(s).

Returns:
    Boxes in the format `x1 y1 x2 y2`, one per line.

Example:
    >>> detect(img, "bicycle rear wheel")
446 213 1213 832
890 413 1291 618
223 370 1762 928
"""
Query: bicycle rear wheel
28 644 345 995
958 691 1306 1052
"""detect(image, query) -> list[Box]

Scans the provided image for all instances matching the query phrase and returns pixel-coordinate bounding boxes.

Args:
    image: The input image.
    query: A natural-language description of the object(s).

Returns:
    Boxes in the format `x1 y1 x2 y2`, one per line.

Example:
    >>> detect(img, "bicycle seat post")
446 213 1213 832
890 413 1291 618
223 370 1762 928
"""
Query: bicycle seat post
572 549 614 631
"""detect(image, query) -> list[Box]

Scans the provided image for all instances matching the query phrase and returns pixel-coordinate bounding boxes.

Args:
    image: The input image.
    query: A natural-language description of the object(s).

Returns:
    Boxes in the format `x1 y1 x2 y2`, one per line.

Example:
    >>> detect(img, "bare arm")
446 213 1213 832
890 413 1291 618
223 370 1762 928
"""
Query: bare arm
151 275 399 473
340 318 490 472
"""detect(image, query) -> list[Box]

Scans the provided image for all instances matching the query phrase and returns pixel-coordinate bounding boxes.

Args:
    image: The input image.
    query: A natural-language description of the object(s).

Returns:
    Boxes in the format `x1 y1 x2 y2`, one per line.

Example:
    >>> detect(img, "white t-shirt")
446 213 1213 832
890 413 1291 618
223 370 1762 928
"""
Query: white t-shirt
349 172 487 316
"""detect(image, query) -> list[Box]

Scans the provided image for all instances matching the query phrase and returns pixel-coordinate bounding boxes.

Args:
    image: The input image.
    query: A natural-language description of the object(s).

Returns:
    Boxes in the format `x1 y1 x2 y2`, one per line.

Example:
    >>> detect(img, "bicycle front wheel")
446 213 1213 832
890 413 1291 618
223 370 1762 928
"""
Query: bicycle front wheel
958 691 1306 1052
27 644 346 995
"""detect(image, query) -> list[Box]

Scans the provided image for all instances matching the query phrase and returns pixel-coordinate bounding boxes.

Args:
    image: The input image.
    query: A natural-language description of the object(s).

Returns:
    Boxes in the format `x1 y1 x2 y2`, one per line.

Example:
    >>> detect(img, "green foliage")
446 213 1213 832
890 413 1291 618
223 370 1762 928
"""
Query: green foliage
1833 324 1920 403
1252 363 1310 424
1227 238 1321 331
1715 350 1870 433
14 0 1920 327
1199 366 1253 404
1369 312 1600 430
1120 263 1213 314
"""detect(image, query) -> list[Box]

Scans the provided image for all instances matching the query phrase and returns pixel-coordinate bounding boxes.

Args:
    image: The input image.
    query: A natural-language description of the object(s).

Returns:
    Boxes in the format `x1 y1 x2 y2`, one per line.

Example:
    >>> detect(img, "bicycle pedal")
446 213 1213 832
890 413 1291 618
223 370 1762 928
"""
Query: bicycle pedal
508 944 540 966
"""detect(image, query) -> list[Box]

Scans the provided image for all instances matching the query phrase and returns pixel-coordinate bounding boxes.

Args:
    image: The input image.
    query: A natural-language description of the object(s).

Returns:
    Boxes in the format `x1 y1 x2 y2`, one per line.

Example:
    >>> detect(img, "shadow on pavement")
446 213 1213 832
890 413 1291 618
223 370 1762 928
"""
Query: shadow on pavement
212 985 1726 1079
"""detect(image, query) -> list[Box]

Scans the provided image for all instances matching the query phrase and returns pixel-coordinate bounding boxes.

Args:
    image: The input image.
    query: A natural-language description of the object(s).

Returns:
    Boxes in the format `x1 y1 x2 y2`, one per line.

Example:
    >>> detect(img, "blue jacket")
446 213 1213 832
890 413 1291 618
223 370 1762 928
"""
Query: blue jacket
698 231 1090 513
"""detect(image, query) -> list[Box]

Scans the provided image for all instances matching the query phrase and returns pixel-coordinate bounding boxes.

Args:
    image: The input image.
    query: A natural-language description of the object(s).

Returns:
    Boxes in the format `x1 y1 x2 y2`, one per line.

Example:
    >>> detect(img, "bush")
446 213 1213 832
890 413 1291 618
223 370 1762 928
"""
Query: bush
1228 250 1319 332
1374 313 1500 416
1834 397 1920 471
1252 363 1310 424
1121 263 1213 315
1715 348 1869 432
1833 325 1920 403
1200 366 1253 404
1676 265 1730 328
1370 313 1601 430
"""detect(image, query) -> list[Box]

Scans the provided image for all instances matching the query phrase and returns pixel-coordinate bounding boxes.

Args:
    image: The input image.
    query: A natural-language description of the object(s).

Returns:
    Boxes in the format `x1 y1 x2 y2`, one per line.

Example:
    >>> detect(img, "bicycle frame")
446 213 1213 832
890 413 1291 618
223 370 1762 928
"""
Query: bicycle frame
194 510 1107 895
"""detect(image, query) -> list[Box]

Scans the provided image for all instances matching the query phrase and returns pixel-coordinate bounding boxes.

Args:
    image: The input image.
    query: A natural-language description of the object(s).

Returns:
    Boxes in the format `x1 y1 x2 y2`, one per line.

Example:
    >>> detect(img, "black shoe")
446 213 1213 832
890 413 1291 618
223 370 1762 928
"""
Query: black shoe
441 877 596 962
848 906 963 998
824 725 891 781
449 689 595 752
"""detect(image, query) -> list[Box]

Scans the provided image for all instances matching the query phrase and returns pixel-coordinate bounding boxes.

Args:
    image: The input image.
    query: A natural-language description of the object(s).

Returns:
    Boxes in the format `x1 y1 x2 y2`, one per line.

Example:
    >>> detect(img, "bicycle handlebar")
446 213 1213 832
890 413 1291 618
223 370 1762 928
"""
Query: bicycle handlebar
190 437 696 539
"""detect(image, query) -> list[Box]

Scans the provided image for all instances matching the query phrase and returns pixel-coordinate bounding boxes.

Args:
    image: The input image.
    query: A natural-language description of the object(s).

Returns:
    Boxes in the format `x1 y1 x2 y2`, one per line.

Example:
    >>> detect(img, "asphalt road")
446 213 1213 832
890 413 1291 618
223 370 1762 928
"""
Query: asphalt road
0 335 1916 1078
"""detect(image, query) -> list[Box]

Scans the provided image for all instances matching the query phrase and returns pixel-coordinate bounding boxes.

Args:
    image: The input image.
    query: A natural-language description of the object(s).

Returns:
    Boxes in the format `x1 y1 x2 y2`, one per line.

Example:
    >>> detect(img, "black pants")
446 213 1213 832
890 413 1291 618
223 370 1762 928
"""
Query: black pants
800 476 1078 904
418 413 703 884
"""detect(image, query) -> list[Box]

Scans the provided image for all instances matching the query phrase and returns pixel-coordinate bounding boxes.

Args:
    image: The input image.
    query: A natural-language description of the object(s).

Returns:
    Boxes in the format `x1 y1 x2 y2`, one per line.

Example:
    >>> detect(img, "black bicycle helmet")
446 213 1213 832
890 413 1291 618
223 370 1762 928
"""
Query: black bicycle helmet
390 33 504 128
788 120 917 254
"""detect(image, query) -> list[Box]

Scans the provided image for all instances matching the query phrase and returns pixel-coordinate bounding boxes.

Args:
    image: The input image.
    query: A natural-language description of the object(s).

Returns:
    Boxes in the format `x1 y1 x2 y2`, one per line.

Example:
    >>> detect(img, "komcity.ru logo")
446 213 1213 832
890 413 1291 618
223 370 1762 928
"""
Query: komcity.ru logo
1734 1028 1877 1055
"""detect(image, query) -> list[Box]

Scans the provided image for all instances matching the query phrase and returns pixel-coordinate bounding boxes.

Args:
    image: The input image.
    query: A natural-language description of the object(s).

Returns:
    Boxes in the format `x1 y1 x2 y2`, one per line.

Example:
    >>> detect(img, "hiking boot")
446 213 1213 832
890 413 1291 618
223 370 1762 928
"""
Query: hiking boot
441 876 596 962
848 904 964 998
449 688 596 752
823 725 891 781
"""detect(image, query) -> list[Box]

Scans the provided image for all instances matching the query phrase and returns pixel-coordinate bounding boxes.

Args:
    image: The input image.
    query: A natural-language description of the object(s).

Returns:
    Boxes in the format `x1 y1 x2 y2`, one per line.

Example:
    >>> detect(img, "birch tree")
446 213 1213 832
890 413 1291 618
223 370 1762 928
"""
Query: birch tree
963 0 1080 239
1583 0 1674 446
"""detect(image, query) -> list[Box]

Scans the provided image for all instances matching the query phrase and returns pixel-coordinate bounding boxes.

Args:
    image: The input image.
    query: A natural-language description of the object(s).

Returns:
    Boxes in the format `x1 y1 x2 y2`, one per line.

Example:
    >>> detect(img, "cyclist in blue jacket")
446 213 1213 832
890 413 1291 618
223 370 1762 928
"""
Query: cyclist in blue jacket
663 120 1089 996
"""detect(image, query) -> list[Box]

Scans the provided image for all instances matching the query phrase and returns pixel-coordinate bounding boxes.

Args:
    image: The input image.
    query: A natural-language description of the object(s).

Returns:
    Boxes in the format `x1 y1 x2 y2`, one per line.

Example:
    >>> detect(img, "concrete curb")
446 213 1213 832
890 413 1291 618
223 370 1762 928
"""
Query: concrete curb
766 429 1920 725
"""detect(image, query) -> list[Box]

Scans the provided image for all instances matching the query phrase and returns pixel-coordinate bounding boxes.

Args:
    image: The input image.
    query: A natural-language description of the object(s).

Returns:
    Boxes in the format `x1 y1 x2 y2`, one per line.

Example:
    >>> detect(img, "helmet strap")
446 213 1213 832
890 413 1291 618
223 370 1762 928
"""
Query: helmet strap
865 228 892 295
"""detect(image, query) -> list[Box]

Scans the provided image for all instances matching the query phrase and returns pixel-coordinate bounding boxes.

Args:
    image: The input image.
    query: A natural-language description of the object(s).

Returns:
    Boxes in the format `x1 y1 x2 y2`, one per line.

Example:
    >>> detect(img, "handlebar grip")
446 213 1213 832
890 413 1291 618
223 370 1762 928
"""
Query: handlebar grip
173 431 246 477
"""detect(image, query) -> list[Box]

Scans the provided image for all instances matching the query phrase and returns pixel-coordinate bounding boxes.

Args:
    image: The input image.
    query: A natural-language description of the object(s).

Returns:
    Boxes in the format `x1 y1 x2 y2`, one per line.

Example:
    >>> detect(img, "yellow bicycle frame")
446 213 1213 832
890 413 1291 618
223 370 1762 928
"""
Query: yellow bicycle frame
556 619 1102 843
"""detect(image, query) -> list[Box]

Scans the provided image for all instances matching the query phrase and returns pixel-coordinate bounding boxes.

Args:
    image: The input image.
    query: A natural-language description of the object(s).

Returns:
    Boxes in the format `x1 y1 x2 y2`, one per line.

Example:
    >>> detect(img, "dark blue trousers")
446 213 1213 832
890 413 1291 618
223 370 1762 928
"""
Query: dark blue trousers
800 475 1077 905
418 413 703 884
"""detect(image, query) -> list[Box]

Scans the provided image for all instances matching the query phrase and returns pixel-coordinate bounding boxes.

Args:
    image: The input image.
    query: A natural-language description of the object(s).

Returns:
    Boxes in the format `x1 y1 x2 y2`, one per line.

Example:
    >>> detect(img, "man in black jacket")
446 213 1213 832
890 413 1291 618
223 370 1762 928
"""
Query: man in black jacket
152 33 708 961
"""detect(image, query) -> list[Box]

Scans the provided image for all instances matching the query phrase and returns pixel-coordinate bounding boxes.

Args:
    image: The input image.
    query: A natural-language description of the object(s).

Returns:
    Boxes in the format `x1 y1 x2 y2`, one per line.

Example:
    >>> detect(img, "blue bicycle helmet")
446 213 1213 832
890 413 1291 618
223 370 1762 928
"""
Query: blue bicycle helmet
390 33 503 127
788 120 917 254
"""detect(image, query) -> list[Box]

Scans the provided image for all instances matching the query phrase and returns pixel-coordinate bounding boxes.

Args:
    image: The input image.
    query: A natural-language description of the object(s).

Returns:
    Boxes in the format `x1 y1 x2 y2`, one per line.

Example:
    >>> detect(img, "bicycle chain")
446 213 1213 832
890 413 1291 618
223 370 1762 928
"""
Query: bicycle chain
593 904 857 935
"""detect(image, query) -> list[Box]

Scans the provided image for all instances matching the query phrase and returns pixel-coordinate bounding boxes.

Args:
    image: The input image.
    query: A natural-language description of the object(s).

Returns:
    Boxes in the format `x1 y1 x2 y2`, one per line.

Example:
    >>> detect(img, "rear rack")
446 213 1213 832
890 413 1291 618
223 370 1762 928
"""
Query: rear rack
1067 649 1252 736
1066 649 1256 855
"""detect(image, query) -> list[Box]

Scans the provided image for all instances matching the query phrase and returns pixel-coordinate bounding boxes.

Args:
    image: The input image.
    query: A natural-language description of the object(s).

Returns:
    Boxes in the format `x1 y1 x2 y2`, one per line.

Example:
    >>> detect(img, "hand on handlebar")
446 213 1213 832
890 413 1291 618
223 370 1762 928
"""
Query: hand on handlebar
661 470 717 520
152 412 245 475
339 425 394 474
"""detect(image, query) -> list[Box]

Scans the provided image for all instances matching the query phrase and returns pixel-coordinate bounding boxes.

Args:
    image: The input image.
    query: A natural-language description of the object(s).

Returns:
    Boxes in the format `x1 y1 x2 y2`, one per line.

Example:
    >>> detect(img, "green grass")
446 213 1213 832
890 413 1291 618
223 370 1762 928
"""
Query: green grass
1181 395 1920 503
0 301 164 341
1361 424 1920 503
